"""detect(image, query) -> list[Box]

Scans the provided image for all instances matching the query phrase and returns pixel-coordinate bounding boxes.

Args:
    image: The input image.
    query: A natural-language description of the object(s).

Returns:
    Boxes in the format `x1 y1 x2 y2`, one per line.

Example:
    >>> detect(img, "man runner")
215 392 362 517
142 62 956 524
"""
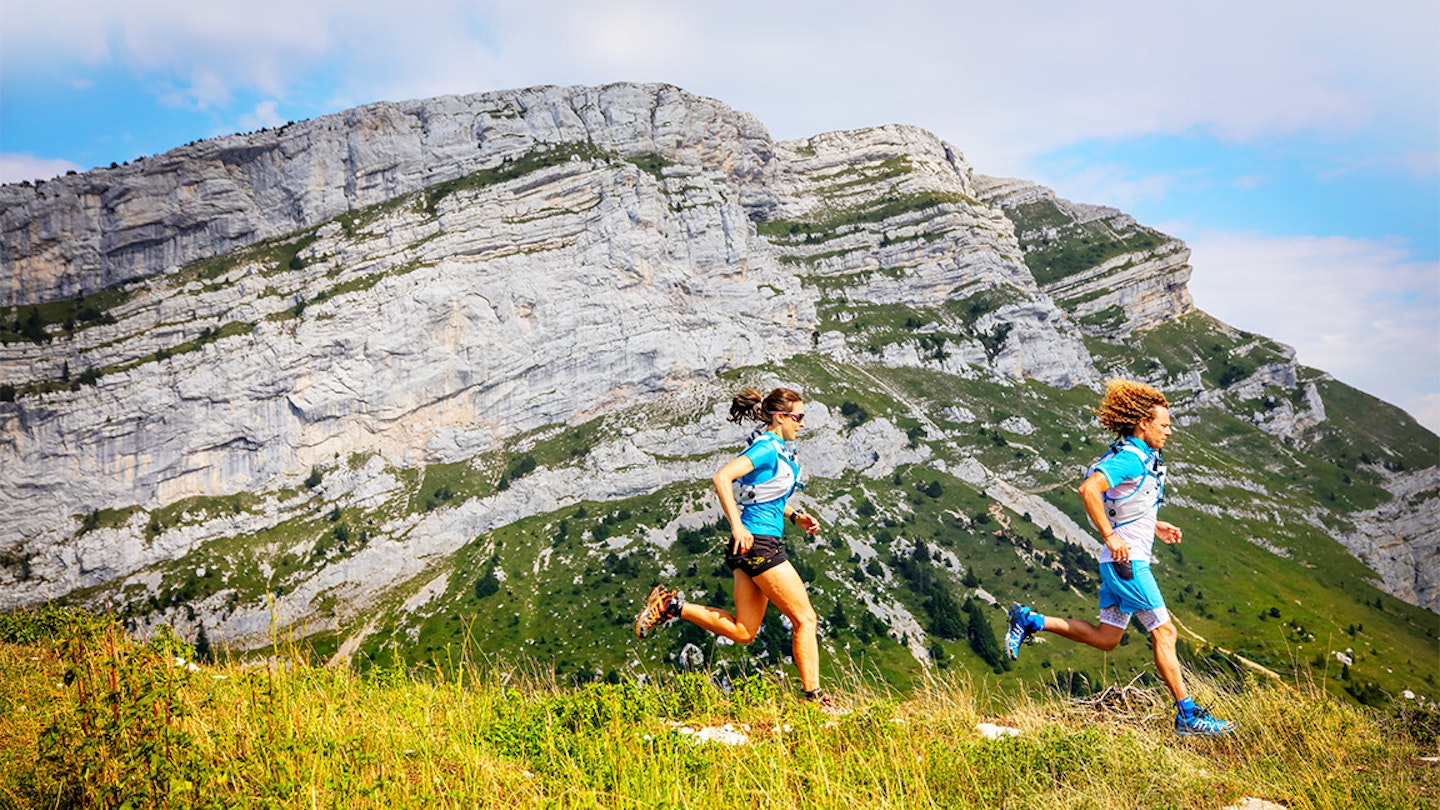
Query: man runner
1005 379 1236 737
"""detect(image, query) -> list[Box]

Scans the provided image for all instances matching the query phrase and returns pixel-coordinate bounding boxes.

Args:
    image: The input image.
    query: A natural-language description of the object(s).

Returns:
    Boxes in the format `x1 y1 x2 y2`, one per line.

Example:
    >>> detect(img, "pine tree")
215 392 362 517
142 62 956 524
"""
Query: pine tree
927 584 965 640
964 599 1010 673
195 625 212 662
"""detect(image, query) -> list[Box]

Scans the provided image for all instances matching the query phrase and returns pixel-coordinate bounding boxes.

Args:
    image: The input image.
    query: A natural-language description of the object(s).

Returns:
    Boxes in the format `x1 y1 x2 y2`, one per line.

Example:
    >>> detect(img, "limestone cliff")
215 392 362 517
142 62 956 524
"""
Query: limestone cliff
975 175 1194 336
0 83 1432 671
1 84 776 307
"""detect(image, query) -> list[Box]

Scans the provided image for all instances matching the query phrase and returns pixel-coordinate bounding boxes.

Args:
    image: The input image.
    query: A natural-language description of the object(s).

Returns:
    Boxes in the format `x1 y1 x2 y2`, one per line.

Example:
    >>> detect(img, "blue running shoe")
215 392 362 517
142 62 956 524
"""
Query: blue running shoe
1175 705 1236 737
1005 602 1038 661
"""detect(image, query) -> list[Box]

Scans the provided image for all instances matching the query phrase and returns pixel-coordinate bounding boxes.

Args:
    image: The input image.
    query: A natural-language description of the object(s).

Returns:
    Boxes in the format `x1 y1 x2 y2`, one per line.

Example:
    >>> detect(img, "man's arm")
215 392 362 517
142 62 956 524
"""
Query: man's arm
1079 470 1129 562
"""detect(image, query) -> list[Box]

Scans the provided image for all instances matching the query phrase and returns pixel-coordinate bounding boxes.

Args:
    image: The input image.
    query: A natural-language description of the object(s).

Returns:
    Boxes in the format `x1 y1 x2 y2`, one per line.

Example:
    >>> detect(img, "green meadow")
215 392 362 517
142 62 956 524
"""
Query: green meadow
2 608 1435 809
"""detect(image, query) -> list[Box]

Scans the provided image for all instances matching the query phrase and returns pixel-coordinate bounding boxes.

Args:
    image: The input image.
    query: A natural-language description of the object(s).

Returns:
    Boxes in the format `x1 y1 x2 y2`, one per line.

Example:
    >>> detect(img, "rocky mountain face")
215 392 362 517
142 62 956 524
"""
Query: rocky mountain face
1 85 778 307
0 84 1433 693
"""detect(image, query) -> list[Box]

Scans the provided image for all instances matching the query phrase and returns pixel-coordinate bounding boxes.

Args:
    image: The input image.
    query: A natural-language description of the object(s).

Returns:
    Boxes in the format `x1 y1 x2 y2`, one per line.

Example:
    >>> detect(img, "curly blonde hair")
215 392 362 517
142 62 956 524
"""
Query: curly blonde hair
1095 379 1168 438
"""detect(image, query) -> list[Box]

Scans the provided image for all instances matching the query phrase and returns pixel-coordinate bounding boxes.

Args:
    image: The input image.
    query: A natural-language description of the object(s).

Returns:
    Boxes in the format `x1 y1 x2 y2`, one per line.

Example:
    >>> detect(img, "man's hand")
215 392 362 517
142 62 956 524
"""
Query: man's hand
1156 521 1183 545
1104 534 1130 562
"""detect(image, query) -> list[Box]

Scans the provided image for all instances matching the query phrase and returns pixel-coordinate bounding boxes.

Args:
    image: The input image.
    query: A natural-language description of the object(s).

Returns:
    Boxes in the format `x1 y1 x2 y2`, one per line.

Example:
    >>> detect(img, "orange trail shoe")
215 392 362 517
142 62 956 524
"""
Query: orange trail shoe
634 585 683 639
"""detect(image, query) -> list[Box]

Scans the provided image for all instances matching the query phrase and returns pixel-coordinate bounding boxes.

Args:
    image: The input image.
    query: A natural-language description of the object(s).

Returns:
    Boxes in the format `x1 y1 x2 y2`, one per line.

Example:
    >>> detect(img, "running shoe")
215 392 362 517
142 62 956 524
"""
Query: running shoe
1005 602 1038 661
1174 705 1236 737
634 585 683 638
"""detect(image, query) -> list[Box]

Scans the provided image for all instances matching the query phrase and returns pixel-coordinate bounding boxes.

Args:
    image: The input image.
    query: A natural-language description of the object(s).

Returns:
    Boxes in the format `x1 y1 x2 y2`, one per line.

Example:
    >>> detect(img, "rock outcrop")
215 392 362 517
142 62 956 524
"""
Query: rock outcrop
974 175 1194 336
0 82 1432 659
1 84 777 307
1340 466 1440 612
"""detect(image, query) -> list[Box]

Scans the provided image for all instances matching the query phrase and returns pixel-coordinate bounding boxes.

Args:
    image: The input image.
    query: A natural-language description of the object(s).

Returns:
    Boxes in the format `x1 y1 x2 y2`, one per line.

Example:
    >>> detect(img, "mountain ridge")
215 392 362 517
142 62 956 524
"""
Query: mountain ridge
1 83 774 307
0 83 1434 705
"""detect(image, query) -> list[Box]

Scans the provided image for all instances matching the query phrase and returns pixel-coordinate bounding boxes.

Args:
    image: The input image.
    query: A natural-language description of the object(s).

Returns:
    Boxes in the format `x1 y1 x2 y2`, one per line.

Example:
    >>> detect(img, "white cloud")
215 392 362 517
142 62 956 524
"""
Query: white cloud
238 101 287 132
3 1 1435 176
1185 229 1440 434
2 0 356 108
1400 151 1440 178
1412 394 1440 439
1319 150 1440 182
0 153 86 184
1024 162 1182 211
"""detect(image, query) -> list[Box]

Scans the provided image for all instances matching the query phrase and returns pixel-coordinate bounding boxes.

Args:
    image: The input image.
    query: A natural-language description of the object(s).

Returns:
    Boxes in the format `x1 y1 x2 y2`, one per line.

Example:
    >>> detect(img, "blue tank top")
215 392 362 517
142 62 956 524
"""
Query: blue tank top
734 431 801 536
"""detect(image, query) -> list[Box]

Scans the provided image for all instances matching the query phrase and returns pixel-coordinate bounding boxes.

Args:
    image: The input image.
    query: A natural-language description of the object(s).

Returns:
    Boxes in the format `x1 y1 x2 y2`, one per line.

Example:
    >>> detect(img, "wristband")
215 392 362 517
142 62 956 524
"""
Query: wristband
790 510 808 524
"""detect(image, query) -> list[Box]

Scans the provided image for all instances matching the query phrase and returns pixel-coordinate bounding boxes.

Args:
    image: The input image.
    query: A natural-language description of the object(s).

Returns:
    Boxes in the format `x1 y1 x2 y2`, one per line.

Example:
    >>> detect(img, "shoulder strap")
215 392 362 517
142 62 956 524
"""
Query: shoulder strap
733 431 800 506
1110 440 1161 471
1112 440 1146 461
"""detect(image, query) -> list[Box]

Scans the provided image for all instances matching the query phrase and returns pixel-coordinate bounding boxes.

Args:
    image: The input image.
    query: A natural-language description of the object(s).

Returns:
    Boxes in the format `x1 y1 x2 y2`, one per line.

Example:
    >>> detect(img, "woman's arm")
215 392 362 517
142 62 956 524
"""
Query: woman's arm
713 455 757 553
786 507 820 535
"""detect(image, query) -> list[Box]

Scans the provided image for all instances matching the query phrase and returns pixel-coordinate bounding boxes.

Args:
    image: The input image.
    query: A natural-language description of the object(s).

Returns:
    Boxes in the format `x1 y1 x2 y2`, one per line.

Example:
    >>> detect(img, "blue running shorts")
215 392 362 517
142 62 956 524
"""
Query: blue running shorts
1097 560 1171 632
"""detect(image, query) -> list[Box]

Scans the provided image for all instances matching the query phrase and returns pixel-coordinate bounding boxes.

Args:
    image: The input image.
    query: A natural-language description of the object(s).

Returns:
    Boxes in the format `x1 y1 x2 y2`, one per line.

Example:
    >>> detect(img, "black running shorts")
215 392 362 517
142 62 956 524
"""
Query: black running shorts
725 533 790 577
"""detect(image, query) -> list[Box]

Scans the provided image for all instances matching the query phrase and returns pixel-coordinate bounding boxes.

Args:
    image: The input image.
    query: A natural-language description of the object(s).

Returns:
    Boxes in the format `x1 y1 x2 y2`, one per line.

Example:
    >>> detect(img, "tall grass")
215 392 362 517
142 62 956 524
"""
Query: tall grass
1 609 1435 809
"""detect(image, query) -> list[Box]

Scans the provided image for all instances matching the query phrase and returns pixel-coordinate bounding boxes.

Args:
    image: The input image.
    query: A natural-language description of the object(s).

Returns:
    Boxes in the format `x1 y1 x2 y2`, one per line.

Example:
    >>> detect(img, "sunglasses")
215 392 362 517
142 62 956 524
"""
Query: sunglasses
770 410 805 423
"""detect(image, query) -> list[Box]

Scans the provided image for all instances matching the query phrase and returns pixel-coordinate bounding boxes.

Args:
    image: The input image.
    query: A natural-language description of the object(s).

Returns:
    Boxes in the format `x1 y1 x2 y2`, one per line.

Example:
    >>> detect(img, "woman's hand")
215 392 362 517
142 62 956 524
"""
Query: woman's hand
730 526 755 554
792 511 820 536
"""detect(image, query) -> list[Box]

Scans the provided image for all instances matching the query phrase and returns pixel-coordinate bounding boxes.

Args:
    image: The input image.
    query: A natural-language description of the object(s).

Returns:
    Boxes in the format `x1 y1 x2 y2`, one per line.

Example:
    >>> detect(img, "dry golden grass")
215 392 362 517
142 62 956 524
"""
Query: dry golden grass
1 617 1435 809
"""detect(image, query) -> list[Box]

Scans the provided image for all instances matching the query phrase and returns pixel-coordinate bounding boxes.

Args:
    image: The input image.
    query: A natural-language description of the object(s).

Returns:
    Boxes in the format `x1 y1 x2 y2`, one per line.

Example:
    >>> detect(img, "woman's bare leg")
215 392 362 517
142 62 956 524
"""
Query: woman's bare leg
680 570 768 644
753 562 820 691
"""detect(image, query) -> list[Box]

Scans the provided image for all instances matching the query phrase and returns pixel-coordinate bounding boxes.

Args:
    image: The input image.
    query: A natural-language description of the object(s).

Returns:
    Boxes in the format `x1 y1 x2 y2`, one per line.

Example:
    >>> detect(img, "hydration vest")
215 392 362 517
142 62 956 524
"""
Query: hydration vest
733 431 802 506
1088 440 1166 529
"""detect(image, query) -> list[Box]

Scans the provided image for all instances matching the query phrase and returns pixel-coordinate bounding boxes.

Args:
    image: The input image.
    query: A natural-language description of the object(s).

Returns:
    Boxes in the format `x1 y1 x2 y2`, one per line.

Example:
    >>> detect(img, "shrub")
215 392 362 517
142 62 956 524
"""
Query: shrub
475 568 501 600
19 310 48 342
840 401 870 429
0 605 115 644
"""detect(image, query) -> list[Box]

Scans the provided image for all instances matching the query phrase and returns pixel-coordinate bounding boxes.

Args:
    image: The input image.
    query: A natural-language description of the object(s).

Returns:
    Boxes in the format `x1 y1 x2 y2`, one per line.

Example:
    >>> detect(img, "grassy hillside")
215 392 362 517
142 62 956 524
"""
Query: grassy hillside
2 609 1436 810
10 137 1436 727
42 334 1439 712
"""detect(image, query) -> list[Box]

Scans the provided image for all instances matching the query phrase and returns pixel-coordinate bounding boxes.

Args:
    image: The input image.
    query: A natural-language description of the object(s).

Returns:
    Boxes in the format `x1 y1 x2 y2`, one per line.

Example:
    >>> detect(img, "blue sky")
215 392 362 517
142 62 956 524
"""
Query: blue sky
2 1 1437 433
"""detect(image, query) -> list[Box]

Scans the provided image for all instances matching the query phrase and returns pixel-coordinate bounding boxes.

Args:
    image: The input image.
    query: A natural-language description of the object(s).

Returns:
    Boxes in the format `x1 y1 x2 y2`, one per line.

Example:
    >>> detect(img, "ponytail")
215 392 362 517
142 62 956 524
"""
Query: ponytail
728 386 803 425
728 388 766 425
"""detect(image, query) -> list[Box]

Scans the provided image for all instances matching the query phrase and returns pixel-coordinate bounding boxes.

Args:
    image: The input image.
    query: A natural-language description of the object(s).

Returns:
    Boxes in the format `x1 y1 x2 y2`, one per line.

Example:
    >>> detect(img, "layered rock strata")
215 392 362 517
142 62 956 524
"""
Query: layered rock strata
0 82 1430 651
0 84 1103 624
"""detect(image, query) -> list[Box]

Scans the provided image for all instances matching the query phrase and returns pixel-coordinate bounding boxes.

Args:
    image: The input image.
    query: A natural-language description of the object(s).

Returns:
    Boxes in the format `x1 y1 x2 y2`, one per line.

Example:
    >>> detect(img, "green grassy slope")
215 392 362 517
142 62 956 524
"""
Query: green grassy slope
9 138 1436 717
3 612 1436 810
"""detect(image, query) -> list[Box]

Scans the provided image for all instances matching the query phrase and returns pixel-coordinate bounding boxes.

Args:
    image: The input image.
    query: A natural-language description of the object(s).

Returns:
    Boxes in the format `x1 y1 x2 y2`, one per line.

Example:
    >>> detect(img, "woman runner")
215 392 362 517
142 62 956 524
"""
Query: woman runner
634 386 837 711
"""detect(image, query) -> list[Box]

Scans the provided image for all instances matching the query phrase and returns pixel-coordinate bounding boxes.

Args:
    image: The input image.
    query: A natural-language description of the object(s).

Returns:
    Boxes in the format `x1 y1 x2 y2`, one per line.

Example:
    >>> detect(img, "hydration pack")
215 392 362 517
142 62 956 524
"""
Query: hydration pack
1089 440 1166 529
733 432 802 506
